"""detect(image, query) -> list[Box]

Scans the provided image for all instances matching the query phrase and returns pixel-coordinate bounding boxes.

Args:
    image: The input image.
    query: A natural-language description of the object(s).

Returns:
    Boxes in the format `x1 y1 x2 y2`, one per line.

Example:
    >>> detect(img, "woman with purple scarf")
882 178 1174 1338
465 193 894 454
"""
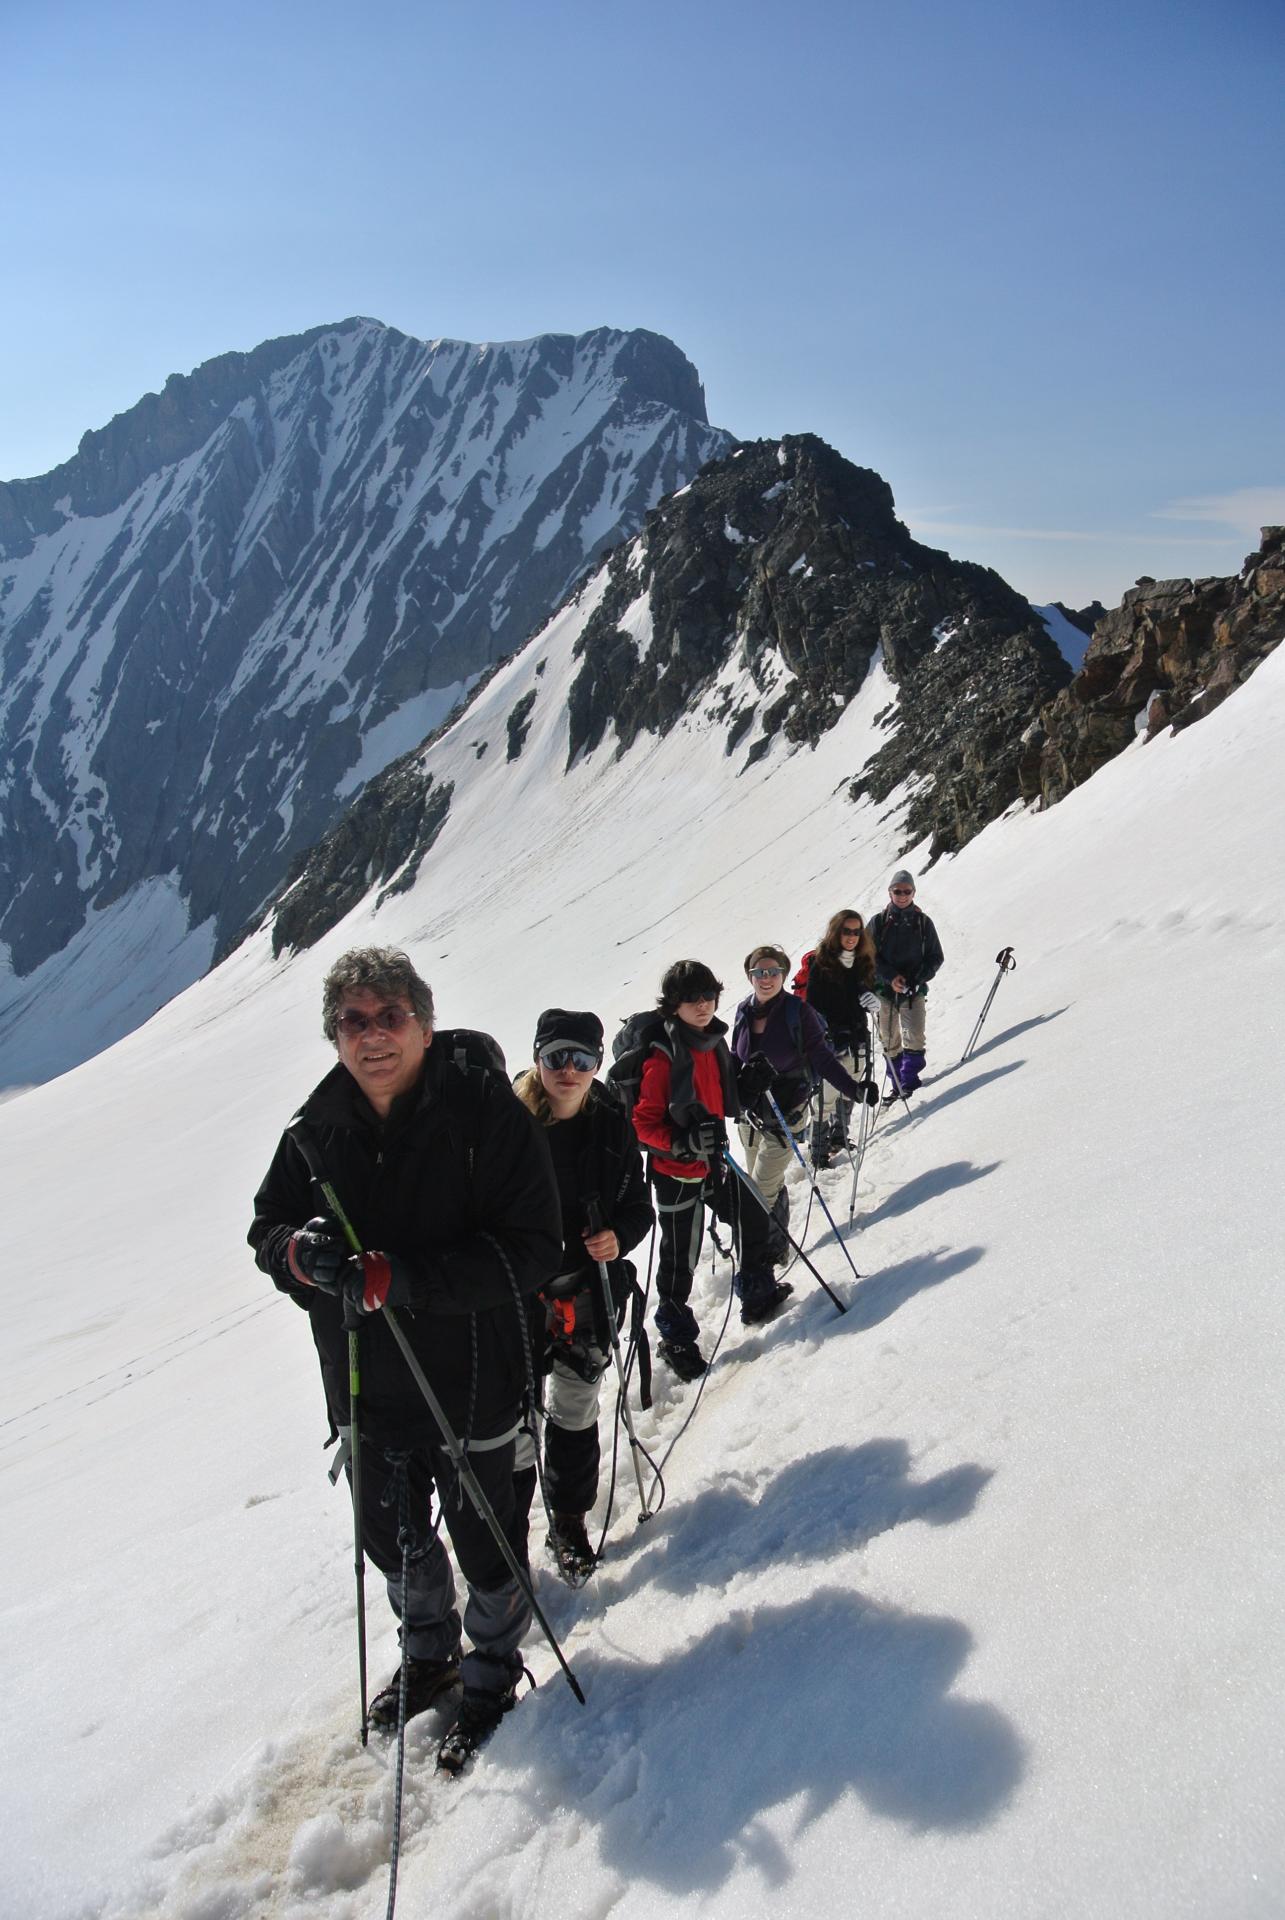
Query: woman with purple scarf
731 945 870 1315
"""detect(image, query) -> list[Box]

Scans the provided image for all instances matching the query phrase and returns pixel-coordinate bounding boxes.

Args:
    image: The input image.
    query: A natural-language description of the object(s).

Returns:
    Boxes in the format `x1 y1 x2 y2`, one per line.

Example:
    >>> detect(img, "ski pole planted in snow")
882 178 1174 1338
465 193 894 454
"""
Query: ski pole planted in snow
764 1090 862 1284
723 1148 848 1314
585 1194 654 1525
960 946 1017 1064
314 1180 371 1748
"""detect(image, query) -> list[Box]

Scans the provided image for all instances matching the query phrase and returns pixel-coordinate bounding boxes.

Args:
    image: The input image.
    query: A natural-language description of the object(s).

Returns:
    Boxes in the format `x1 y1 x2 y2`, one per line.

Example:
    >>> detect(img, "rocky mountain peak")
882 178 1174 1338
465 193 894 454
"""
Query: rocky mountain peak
566 432 1069 857
0 321 732 1082
1035 526 1285 805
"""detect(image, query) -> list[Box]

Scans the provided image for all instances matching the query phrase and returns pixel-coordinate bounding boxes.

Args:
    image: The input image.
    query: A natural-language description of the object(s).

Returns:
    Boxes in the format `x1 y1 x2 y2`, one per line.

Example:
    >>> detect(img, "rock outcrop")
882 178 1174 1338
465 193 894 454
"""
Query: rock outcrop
567 434 1070 858
1036 528 1285 806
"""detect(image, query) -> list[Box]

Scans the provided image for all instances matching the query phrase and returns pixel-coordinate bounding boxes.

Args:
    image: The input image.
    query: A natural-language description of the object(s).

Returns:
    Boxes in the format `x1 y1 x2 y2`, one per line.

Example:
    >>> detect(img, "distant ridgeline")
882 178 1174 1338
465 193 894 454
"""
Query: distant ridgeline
0 319 732 983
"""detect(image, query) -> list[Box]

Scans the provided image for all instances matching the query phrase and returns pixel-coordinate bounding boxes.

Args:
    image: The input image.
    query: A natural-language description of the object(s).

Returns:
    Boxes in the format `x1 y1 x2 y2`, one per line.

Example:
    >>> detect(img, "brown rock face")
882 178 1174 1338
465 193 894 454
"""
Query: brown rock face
1036 528 1285 806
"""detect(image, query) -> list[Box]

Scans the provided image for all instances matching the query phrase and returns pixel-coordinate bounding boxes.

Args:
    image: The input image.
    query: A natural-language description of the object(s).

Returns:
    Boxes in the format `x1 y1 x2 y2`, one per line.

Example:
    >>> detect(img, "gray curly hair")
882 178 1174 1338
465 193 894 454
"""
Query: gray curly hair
321 947 434 1043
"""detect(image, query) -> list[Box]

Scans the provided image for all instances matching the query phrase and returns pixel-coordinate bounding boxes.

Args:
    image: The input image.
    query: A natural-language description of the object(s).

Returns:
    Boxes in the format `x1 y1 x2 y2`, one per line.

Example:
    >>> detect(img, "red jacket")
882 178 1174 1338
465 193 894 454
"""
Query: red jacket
633 1045 729 1180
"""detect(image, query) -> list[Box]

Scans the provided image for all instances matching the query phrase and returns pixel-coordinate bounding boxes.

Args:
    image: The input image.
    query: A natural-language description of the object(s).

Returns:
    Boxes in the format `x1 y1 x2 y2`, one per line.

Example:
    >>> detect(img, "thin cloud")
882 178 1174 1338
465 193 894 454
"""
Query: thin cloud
1152 488 1285 540
904 517 1235 547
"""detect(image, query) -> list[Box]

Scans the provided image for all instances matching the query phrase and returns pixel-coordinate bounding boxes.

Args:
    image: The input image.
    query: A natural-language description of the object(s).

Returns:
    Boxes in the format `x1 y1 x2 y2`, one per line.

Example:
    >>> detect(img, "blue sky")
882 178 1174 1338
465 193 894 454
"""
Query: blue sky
4 0 1281 604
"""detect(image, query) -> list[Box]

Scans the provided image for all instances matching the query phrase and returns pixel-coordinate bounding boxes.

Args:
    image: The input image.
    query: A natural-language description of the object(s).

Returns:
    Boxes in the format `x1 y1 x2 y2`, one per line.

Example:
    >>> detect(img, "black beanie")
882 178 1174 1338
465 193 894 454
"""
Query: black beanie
533 1008 604 1057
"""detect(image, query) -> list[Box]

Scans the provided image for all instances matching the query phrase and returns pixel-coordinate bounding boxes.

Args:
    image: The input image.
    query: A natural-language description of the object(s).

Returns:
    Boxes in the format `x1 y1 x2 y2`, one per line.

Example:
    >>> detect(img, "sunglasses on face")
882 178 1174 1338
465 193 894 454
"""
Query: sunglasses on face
890 887 914 897
840 925 863 937
749 966 783 980
539 1046 601 1072
336 1004 416 1036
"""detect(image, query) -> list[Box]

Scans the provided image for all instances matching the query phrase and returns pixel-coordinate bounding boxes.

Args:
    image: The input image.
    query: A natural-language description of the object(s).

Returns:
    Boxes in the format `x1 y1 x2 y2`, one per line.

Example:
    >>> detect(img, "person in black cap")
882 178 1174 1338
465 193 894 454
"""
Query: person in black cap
870 869 945 1096
512 1009 653 1582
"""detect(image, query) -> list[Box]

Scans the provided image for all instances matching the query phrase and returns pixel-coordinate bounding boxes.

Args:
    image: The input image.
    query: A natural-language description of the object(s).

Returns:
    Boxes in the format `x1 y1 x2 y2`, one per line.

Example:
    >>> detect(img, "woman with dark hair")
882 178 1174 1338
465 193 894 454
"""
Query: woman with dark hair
732 945 868 1296
800 910 881 1167
513 1009 653 1581
629 959 758 1380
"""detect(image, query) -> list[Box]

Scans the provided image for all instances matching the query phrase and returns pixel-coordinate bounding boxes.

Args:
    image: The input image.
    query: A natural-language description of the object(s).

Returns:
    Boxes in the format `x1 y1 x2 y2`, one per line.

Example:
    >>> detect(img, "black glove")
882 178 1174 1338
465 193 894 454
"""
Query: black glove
286 1216 350 1290
675 1113 724 1159
736 1053 776 1103
858 1077 880 1107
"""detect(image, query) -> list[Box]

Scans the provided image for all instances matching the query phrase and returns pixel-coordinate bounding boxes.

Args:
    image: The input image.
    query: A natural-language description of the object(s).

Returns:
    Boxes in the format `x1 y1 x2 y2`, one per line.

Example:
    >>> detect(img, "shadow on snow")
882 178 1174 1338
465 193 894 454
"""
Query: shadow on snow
516 1580 1026 1890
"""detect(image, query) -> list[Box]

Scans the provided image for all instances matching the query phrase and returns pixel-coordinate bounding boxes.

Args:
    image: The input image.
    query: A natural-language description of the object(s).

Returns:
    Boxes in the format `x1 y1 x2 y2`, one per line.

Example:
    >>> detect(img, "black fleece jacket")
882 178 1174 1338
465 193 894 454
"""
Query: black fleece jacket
249 1043 561 1446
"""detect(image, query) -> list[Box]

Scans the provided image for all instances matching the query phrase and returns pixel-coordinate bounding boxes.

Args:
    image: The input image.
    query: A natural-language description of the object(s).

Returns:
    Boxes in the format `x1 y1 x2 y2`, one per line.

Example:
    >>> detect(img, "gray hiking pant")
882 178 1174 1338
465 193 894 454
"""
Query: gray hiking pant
878 995 927 1057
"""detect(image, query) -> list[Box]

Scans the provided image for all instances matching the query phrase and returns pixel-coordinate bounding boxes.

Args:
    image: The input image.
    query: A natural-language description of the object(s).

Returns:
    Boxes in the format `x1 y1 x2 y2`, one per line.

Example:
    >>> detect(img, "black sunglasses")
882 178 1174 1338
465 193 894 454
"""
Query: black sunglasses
539 1045 601 1072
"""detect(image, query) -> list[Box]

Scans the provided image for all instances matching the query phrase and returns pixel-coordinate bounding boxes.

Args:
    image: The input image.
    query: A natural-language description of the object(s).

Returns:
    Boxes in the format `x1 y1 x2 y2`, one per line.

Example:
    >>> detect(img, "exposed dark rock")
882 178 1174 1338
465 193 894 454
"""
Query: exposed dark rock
1038 529 1285 806
506 689 537 761
566 434 1069 857
267 759 454 958
1052 600 1109 639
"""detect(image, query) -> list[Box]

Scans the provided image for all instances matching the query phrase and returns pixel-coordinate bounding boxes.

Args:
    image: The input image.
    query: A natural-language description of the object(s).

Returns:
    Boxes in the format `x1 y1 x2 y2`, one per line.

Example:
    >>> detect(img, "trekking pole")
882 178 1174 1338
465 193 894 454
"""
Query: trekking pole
764 1091 862 1283
960 947 1017 1064
847 1077 875 1227
723 1149 847 1314
585 1196 654 1525
316 1178 586 1707
879 994 915 1116
299 1177 370 1747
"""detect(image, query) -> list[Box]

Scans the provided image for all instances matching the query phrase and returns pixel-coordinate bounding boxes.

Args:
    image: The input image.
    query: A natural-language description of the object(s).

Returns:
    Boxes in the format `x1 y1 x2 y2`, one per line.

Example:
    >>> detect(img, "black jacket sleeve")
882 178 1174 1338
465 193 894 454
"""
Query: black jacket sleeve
920 915 945 985
608 1114 655 1257
248 1131 321 1310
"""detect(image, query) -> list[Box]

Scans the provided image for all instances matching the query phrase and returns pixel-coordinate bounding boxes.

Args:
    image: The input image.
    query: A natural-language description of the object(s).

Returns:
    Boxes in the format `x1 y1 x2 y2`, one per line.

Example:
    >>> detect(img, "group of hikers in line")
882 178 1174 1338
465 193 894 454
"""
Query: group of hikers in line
249 869 944 1773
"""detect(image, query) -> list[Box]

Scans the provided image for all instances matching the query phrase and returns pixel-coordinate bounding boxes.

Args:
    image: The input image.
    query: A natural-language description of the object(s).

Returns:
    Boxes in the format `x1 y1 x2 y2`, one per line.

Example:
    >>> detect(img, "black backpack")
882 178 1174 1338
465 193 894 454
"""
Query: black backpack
438 1027 507 1080
604 1010 670 1116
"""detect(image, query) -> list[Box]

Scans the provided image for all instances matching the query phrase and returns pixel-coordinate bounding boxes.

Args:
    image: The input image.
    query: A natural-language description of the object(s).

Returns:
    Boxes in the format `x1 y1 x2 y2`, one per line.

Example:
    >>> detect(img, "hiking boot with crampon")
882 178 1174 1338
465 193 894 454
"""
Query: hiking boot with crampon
437 1672 530 1775
547 1512 597 1585
658 1338 707 1382
740 1279 794 1327
368 1654 461 1732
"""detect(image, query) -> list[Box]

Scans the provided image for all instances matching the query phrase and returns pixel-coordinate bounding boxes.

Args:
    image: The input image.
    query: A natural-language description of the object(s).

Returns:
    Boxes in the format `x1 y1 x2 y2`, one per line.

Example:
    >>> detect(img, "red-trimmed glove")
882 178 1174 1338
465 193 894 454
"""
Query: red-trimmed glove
344 1251 394 1315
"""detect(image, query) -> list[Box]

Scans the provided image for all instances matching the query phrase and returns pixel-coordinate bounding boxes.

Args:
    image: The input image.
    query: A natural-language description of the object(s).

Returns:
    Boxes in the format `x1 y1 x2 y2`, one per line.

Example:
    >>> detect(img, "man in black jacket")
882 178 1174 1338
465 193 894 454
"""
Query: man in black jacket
249 946 561 1771
870 870 945 1096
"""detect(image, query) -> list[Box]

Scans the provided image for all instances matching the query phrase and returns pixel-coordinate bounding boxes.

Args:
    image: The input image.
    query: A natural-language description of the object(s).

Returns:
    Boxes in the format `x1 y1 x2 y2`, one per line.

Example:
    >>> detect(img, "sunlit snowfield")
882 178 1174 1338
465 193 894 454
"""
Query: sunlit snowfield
4 569 1283 1919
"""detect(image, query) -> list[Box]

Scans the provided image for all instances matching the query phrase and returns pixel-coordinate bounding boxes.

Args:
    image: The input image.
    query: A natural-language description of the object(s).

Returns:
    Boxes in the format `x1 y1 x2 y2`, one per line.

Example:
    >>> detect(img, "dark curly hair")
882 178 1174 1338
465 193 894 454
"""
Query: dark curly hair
321 947 434 1042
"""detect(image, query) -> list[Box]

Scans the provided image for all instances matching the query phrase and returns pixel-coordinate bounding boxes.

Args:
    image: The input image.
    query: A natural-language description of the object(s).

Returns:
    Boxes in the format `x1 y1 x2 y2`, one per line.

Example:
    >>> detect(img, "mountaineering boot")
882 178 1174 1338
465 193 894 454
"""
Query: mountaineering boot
437 1676 527 1775
546 1512 597 1584
368 1654 461 1732
882 1054 904 1104
768 1186 791 1266
809 1117 831 1170
740 1277 794 1327
900 1049 926 1092
657 1338 707 1382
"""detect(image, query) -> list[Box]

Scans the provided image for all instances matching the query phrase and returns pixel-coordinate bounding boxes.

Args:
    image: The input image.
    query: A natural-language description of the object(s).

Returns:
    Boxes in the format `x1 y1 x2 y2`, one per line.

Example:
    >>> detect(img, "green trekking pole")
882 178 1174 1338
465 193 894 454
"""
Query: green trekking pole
317 1180 586 1707
320 1179 371 1748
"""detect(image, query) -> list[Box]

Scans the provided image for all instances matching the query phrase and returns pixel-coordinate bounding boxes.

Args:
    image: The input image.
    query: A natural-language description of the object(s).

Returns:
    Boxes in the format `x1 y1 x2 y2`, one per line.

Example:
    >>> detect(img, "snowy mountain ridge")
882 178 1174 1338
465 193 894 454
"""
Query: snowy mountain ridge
0 319 730 1084
258 433 1069 961
2 556 1283 1915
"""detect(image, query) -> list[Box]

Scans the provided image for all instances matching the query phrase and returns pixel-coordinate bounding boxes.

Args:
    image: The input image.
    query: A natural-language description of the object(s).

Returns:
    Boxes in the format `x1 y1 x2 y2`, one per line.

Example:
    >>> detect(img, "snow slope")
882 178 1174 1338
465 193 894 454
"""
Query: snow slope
2 602 1283 1918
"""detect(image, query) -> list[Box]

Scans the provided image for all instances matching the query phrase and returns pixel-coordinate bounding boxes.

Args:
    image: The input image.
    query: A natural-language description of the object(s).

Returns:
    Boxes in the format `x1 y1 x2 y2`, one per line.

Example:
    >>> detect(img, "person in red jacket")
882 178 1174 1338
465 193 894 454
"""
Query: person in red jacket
631 959 769 1381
